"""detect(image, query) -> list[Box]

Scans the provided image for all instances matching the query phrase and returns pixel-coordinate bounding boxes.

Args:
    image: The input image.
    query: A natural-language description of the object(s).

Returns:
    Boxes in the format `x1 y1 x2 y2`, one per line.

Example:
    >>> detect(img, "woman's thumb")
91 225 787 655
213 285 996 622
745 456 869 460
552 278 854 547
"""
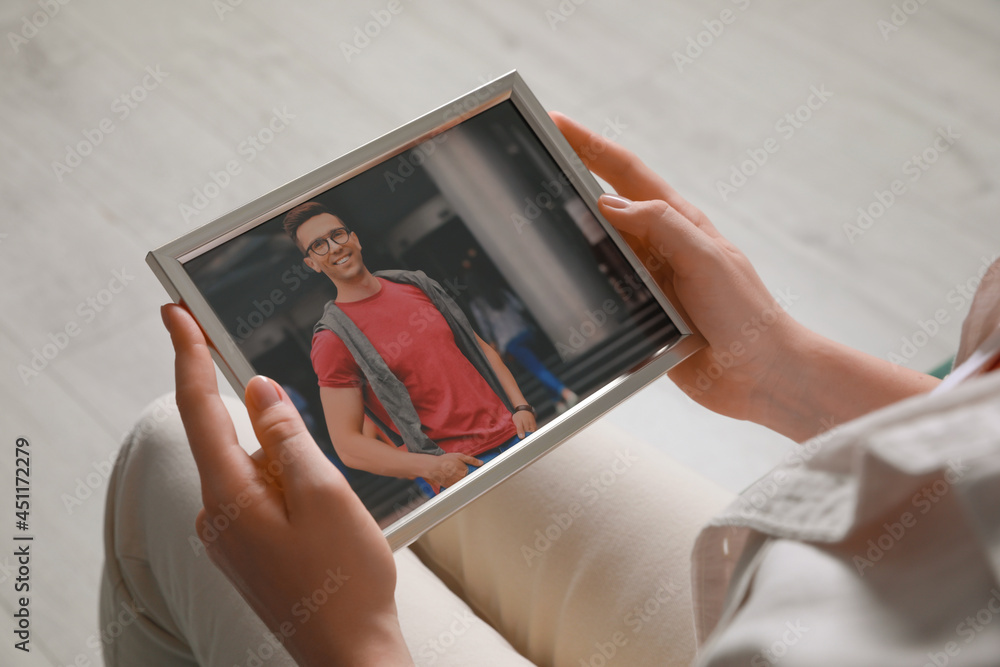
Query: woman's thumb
598 194 711 277
245 376 328 487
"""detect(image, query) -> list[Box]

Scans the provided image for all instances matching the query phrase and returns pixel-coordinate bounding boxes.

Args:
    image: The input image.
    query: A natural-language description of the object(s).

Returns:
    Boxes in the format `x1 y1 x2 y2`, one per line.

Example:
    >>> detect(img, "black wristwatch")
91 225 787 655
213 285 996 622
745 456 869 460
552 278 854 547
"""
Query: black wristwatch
513 404 535 415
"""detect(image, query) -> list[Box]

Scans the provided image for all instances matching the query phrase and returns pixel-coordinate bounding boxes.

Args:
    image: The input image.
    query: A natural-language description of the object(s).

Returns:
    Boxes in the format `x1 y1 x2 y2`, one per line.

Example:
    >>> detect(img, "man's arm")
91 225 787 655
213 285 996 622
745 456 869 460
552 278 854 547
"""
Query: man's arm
320 386 479 484
469 299 494 346
475 333 537 436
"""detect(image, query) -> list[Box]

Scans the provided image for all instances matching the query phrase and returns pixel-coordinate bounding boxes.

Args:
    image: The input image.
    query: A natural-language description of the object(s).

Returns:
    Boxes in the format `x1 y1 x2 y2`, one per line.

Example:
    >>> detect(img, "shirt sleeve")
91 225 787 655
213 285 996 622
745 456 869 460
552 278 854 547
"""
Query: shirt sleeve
310 330 363 388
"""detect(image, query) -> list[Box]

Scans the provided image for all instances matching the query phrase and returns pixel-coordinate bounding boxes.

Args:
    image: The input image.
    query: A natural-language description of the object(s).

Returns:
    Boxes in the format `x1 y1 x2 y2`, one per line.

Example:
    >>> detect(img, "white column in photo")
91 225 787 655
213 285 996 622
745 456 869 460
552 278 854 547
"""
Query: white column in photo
421 127 622 360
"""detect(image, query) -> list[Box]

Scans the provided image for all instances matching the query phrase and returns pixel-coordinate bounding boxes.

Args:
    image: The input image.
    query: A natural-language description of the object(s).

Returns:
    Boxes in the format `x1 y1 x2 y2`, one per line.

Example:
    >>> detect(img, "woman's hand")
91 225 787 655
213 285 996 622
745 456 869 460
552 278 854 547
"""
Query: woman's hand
549 113 938 441
549 112 805 427
162 303 413 666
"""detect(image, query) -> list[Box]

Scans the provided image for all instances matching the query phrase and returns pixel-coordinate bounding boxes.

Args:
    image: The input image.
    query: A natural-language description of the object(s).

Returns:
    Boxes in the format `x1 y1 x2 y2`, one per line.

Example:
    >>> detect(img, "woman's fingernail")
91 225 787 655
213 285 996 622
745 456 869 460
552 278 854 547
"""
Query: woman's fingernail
248 376 280 409
600 194 632 209
160 304 171 331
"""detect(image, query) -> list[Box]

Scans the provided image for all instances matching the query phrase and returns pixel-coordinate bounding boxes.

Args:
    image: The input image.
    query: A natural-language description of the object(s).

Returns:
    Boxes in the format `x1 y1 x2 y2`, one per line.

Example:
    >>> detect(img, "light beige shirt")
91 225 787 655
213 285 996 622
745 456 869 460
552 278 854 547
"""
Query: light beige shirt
693 259 1000 666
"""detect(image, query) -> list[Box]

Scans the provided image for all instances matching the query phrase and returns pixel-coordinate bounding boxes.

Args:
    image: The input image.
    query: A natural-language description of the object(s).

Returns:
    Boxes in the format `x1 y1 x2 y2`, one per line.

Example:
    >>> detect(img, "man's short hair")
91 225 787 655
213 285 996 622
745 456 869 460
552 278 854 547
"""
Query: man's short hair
283 201 335 250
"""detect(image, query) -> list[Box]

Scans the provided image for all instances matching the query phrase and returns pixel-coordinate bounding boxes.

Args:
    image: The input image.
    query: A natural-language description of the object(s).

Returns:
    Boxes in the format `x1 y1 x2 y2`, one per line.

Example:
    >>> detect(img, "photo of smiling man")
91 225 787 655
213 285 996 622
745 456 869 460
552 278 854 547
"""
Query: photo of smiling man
283 201 537 492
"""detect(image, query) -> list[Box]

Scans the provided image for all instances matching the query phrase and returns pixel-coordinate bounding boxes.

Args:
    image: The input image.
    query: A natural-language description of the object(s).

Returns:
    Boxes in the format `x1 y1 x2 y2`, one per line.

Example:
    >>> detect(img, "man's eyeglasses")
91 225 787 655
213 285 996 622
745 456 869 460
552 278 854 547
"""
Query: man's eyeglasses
306 227 352 256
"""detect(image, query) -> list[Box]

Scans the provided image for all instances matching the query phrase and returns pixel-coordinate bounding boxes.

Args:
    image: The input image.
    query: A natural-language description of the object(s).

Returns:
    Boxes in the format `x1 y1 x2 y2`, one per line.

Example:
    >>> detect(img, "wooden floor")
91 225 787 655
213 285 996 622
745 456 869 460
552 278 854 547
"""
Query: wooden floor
1 0 998 664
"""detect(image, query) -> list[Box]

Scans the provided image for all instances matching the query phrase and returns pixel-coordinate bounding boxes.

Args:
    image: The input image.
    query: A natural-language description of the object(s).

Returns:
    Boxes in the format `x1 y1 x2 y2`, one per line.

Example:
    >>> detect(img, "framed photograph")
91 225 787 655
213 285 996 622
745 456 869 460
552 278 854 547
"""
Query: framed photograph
147 71 704 550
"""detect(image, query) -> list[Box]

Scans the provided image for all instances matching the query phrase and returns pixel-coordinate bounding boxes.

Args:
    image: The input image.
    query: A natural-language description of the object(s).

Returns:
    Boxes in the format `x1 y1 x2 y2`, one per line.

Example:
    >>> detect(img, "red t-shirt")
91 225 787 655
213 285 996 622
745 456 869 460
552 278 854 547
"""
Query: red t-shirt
311 278 517 456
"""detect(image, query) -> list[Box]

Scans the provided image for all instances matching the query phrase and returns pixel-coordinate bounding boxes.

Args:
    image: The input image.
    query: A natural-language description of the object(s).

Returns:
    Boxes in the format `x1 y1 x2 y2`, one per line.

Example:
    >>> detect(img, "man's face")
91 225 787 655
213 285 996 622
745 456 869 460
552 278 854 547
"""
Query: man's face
297 213 365 283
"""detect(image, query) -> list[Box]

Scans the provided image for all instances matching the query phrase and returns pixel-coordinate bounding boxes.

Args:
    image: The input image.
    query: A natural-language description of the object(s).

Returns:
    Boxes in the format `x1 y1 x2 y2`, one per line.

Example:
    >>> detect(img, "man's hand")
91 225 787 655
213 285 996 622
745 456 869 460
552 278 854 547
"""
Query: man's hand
512 410 536 438
162 303 413 666
419 451 482 487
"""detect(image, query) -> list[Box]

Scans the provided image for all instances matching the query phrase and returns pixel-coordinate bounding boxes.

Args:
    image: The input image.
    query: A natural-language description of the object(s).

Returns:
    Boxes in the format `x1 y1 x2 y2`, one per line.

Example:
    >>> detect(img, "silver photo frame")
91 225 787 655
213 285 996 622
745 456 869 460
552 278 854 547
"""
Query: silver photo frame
147 71 704 550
